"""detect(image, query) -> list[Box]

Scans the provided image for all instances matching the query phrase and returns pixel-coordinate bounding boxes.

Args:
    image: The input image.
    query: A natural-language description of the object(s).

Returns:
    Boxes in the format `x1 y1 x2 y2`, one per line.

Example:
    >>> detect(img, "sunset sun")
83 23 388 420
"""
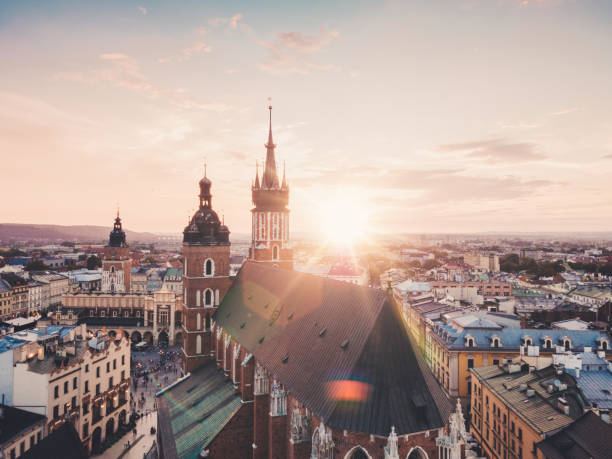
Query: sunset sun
317 190 369 246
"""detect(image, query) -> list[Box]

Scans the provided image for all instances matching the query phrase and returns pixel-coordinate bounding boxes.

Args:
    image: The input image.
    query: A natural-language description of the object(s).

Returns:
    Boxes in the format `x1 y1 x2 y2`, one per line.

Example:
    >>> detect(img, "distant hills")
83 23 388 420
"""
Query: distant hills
0 223 158 244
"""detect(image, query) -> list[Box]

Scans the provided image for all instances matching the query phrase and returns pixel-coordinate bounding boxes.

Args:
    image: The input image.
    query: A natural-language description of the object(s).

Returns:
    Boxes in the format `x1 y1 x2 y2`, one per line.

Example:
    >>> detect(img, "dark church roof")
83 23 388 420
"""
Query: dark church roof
215 262 452 436
535 411 612 459
20 422 88 459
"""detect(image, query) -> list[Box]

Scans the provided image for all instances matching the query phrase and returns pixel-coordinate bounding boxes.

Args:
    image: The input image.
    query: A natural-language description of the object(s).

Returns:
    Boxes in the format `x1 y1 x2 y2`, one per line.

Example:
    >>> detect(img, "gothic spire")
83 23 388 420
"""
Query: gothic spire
254 160 260 188
262 104 279 189
281 161 287 188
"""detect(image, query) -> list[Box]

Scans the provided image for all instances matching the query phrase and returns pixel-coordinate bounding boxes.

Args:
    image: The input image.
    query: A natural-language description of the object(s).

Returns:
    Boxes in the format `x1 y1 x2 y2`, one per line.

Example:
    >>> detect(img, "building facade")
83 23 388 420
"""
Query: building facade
11 325 131 454
249 106 293 270
181 167 232 373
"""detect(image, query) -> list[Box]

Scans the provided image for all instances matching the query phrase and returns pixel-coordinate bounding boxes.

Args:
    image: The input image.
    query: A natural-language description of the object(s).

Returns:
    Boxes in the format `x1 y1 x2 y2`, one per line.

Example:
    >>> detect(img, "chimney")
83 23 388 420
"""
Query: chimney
526 389 535 397
557 397 570 415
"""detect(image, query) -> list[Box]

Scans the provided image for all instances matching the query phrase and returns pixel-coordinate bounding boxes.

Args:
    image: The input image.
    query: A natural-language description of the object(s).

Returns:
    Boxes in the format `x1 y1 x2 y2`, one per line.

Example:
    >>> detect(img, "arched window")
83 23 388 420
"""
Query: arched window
492 338 500 348
467 338 474 348
525 338 532 347
273 245 279 260
196 313 201 330
110 266 115 273
602 340 608 351
205 312 211 331
204 259 214 277
564 339 571 351
205 289 212 306
545 339 552 348
407 446 429 459
345 445 371 459
196 335 202 354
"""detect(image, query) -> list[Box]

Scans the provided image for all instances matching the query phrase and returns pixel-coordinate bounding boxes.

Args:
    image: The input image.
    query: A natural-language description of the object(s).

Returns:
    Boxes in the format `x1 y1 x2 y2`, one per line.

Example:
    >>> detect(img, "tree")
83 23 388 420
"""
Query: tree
422 259 441 270
87 255 102 270
24 260 48 271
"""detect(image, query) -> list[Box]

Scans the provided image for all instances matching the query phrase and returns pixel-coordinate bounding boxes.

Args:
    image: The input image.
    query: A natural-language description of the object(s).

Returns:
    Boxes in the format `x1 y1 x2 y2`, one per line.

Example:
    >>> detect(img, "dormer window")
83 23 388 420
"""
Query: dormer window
563 337 571 351
491 336 501 348
465 334 476 348
543 337 552 349
522 336 532 347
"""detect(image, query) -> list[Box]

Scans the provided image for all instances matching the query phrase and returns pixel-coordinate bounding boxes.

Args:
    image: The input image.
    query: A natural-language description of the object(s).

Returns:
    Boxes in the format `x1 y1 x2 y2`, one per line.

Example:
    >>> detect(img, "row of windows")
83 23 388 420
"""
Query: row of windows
7 431 41 459
54 356 126 399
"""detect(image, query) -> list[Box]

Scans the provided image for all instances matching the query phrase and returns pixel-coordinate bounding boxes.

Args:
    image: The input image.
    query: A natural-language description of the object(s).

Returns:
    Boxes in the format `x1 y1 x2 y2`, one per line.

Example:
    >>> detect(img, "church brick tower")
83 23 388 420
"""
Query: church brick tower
101 212 131 293
182 166 232 374
249 105 293 269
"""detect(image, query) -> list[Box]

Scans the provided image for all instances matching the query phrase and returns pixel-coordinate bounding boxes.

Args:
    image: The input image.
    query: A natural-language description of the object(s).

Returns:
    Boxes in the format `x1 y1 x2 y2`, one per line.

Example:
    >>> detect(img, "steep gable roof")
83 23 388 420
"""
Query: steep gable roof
215 262 451 436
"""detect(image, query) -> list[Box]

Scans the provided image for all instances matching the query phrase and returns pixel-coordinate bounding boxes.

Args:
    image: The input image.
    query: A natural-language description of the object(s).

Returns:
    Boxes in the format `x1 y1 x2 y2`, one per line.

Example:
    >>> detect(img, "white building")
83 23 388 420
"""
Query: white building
1 324 131 454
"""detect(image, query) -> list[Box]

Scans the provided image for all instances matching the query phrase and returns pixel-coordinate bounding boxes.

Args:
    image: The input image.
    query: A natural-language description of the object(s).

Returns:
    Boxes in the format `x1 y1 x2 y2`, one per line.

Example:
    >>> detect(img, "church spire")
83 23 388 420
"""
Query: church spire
254 160 260 188
281 161 287 189
262 104 279 189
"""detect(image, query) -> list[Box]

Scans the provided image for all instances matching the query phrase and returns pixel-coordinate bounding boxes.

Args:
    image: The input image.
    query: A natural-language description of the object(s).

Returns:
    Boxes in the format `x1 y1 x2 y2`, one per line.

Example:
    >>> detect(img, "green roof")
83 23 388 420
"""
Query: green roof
157 361 241 459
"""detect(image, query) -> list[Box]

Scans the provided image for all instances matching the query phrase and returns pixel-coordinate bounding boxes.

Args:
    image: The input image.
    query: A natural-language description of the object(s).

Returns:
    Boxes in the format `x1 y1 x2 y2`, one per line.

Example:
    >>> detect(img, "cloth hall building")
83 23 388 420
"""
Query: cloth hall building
158 107 461 459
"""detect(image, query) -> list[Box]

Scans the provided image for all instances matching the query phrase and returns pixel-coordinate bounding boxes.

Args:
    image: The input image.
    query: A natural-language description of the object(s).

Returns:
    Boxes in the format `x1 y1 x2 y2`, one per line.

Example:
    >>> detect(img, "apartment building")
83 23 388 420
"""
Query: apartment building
0 405 46 459
29 272 69 309
470 363 585 459
430 281 513 298
464 253 501 273
404 306 611 398
5 324 130 454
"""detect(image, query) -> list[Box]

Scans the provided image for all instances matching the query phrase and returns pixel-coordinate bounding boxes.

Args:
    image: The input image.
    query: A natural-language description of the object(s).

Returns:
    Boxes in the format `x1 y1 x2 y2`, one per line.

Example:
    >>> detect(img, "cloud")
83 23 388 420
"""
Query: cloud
56 54 229 111
292 165 557 206
209 13 243 29
158 28 212 63
436 138 547 163
254 27 340 75
138 6 147 15
550 107 579 116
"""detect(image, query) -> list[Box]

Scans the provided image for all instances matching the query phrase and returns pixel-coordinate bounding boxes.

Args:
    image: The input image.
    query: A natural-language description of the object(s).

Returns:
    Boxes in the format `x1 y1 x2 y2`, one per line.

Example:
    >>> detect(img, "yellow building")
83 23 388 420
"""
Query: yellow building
470 363 586 459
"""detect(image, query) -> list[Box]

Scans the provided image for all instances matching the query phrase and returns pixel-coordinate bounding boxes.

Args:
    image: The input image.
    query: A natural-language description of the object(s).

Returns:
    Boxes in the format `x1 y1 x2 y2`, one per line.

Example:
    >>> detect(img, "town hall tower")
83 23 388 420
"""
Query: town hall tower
182 166 232 373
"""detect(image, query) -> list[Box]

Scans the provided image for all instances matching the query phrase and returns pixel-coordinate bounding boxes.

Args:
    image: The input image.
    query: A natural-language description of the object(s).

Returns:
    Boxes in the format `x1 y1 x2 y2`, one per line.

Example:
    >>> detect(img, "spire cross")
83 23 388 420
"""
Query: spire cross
204 158 207 178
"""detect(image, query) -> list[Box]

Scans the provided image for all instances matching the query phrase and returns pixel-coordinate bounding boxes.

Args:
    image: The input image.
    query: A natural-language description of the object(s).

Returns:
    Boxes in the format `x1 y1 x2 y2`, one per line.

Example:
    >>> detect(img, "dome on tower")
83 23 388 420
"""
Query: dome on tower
108 213 128 248
184 166 230 246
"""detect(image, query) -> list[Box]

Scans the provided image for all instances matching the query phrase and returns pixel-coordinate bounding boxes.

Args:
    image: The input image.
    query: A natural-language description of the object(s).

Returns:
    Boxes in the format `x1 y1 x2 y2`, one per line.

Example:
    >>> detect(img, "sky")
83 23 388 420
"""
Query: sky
1 0 612 237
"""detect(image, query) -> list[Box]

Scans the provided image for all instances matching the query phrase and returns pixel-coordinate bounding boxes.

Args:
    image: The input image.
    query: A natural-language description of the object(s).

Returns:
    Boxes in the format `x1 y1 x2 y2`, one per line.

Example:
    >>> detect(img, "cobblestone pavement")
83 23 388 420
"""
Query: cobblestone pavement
96 346 182 459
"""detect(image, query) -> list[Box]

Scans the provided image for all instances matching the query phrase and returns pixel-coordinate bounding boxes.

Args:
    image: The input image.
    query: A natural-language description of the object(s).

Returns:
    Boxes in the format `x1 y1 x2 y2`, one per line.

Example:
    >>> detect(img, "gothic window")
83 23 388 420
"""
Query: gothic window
205 289 212 306
196 335 202 354
205 312 211 331
273 245 279 260
204 259 214 277
346 446 370 458
197 313 201 330
110 266 115 273
407 446 429 459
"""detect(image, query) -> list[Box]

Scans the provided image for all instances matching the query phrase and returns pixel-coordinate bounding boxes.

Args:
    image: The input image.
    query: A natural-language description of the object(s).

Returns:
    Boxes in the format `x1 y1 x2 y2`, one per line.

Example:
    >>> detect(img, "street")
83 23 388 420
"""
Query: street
95 345 182 459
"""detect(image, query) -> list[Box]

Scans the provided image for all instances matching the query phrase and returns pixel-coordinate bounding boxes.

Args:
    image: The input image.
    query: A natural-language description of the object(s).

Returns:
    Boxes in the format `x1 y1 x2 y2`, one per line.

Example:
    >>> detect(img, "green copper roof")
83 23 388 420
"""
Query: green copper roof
159 361 241 459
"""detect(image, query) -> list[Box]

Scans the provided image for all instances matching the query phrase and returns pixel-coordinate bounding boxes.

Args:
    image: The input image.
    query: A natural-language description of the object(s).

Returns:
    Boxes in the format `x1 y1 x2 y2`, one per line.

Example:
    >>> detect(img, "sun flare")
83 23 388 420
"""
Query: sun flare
317 191 369 246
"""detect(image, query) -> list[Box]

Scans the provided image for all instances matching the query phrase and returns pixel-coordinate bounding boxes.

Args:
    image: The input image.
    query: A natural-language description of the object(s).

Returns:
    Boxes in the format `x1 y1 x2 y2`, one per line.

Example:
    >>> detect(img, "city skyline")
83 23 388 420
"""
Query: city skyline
2 0 612 236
